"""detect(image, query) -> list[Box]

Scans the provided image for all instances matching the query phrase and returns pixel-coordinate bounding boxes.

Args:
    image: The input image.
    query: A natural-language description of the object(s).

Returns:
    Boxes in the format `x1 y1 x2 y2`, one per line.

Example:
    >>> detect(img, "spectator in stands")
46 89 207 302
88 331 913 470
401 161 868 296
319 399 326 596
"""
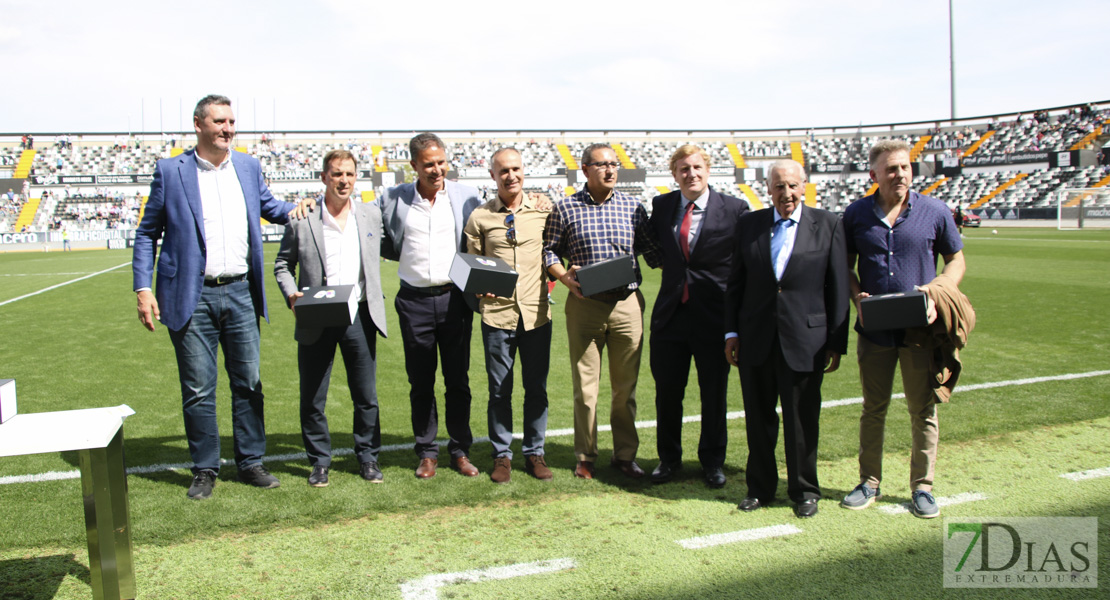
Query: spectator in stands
840 140 965 519
132 94 311 500
543 143 661 480
379 133 482 480
274 149 389 488
463 147 555 484
645 144 748 489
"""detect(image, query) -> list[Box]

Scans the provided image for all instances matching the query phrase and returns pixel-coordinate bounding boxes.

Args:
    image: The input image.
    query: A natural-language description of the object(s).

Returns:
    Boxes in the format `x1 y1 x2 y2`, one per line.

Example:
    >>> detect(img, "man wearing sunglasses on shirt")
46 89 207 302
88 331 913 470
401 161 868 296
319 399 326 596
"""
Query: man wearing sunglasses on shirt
463 147 555 484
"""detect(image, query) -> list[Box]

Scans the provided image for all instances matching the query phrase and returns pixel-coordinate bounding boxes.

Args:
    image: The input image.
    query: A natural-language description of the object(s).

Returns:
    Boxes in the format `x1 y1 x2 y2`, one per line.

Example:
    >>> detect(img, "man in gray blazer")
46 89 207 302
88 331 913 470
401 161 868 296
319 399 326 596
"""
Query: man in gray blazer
379 133 482 479
275 149 389 487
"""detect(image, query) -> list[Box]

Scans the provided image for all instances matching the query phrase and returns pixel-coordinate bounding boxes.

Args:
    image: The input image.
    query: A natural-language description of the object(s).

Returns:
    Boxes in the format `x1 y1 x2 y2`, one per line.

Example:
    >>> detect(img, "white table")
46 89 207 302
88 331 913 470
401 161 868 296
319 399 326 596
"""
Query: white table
0 405 136 600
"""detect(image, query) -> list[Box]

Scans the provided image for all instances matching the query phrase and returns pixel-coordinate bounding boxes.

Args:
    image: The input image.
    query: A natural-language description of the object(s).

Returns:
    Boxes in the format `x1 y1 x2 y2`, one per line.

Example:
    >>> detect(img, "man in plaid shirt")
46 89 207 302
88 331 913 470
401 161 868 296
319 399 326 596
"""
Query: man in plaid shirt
543 143 660 480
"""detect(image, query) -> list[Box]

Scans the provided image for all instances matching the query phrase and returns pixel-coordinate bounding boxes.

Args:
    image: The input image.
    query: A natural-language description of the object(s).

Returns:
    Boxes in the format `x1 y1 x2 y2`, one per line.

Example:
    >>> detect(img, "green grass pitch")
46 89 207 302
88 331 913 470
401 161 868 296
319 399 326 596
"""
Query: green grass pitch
1 227 1108 599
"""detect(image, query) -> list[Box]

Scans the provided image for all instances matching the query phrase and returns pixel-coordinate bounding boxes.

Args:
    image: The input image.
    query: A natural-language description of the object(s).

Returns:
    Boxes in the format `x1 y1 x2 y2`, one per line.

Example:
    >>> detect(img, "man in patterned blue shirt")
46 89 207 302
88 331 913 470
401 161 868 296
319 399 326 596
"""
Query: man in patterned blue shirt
543 143 661 480
840 140 966 519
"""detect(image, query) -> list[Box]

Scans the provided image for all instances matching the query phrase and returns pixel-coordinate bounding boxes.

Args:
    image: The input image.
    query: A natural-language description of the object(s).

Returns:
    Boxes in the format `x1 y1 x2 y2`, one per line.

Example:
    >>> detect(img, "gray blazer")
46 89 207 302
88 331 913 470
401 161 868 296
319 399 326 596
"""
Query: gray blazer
274 198 388 345
379 180 483 261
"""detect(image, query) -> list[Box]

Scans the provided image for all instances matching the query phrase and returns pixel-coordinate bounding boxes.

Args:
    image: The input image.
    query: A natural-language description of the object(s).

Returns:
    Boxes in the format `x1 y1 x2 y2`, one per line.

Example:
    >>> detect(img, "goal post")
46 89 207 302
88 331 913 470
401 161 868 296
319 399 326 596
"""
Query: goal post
1057 187 1110 229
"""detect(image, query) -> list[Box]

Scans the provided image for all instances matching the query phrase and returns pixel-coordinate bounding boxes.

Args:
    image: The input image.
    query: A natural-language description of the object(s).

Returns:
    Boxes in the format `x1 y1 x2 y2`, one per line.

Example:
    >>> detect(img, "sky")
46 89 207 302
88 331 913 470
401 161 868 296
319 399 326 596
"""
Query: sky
1 0 1107 134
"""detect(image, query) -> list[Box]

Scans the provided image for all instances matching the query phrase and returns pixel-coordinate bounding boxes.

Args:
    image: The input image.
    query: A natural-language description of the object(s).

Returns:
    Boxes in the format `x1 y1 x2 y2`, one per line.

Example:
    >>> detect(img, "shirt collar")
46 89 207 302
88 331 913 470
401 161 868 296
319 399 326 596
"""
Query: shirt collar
682 187 710 210
777 202 803 225
494 193 532 213
195 150 232 172
321 195 355 230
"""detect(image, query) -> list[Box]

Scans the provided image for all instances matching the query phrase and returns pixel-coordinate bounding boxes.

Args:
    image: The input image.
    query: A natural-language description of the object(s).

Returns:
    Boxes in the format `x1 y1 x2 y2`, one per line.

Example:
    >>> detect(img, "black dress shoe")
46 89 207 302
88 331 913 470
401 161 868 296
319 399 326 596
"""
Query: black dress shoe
703 466 726 489
794 498 819 518
651 461 681 484
738 497 762 512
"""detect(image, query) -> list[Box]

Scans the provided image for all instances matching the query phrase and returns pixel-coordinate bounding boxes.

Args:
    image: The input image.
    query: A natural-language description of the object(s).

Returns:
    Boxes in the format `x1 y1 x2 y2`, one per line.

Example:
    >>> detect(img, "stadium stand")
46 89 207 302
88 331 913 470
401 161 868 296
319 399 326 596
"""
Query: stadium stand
3 101 1108 235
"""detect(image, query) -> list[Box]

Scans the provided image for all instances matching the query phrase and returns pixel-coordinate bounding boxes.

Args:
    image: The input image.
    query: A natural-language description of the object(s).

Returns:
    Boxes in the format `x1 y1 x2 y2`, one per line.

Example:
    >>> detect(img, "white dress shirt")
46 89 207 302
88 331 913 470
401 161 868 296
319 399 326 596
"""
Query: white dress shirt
322 198 363 301
397 187 455 287
196 152 249 278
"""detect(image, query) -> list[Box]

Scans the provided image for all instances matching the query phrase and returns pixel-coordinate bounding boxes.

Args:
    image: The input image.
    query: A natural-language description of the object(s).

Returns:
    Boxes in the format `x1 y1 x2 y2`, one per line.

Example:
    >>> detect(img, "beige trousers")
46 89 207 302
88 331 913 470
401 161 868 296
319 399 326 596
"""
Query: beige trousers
856 334 939 492
564 290 644 463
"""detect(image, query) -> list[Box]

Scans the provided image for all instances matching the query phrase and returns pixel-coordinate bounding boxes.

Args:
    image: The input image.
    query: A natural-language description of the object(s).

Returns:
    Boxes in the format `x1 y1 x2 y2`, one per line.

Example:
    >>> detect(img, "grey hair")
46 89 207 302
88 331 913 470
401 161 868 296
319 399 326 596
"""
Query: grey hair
193 95 232 121
490 146 521 167
410 132 447 159
580 143 613 167
869 140 912 167
768 159 806 181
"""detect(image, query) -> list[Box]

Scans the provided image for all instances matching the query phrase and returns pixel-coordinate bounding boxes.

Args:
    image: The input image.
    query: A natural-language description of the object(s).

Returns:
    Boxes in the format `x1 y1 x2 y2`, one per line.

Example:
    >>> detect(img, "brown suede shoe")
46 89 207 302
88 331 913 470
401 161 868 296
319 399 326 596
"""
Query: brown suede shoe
490 457 512 484
451 455 479 477
573 460 595 479
610 457 645 479
525 455 554 481
415 457 437 479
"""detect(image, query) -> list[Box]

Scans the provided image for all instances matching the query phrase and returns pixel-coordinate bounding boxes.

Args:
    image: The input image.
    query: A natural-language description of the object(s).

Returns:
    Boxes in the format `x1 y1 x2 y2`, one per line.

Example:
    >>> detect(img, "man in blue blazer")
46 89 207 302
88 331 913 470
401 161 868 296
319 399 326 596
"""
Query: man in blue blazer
133 94 305 500
647 144 748 488
380 133 482 479
724 160 849 518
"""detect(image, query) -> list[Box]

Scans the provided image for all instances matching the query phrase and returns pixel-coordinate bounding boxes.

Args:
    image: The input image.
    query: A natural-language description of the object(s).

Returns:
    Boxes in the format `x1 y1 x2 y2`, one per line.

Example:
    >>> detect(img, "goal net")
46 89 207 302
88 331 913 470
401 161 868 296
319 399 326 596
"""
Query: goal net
1057 187 1110 229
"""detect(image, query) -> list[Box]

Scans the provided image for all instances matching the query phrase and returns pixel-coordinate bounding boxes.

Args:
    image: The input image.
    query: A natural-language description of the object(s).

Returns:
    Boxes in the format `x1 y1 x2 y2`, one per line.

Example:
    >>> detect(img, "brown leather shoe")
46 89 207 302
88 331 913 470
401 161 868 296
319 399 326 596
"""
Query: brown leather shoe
490 457 512 484
610 457 645 479
525 455 554 481
415 457 437 479
573 460 595 479
451 455 479 477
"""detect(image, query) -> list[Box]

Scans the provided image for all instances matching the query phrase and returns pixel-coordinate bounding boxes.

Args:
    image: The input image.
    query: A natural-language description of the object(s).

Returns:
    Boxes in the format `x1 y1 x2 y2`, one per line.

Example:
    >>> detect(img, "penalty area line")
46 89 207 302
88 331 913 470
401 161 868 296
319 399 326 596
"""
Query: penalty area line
399 558 575 600
0 262 131 307
676 524 803 550
2 369 1108 486
1061 466 1110 481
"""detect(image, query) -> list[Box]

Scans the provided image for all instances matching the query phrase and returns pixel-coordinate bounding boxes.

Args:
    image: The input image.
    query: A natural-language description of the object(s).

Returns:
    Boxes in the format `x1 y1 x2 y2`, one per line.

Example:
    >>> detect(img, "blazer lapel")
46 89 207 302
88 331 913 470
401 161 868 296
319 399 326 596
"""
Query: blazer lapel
758 209 777 283
689 189 721 262
779 207 817 281
308 199 326 280
178 153 205 240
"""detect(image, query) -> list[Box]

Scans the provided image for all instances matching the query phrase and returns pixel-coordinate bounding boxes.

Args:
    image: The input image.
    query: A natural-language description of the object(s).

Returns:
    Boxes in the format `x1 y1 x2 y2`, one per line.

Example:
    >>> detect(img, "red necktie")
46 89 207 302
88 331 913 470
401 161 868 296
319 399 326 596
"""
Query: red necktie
680 201 694 303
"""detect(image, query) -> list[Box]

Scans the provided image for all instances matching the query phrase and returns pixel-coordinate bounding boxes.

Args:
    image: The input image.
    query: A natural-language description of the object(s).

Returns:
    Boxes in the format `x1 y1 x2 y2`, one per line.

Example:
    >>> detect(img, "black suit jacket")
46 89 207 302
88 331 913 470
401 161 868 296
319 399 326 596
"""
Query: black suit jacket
724 206 850 372
648 188 749 338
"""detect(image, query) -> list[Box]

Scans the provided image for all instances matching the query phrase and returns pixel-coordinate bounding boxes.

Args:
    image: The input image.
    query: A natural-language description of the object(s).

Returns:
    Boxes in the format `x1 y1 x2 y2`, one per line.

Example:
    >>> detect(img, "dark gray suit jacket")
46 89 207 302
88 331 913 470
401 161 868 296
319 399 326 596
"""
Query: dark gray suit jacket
274 198 388 345
724 205 850 372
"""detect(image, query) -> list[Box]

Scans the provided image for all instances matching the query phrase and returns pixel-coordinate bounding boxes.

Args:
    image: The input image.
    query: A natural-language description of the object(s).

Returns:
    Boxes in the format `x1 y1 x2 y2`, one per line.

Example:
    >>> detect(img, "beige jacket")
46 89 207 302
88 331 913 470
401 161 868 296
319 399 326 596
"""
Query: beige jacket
903 274 976 403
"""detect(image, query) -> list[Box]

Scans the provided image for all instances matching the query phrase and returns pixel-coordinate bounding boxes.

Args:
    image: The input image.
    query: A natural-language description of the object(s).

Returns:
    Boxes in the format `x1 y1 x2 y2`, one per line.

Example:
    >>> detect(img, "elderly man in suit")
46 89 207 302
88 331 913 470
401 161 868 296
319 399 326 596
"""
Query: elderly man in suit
274 149 389 487
647 144 748 488
380 132 483 479
133 94 309 499
724 159 849 518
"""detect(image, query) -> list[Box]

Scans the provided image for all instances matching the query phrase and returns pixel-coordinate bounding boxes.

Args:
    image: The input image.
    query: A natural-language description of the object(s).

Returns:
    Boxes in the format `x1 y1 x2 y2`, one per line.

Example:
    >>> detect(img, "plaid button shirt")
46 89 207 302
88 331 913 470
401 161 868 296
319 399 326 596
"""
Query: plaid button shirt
543 188 661 289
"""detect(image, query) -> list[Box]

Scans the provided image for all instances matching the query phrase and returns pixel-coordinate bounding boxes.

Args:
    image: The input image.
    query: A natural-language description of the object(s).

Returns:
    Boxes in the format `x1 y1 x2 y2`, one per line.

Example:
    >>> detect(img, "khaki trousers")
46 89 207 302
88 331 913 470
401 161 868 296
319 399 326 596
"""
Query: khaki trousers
565 290 644 463
856 334 939 492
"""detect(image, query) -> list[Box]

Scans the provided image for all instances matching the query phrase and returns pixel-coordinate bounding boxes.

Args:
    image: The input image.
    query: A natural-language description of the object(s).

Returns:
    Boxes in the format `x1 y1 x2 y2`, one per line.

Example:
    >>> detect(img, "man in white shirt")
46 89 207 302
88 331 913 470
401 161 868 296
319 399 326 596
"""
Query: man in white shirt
380 133 482 479
133 94 309 500
275 150 389 488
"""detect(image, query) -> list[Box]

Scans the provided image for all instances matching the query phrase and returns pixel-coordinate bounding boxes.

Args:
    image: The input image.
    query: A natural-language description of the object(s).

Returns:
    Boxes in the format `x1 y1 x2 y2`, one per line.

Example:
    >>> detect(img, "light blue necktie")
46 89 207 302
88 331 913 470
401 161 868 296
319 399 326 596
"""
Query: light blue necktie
770 218 795 280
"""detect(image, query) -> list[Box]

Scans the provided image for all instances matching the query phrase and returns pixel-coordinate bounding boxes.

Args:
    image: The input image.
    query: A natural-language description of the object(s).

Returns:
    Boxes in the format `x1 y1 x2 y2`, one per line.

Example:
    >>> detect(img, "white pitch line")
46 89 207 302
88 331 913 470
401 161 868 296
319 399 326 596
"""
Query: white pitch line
399 558 575 600
0 262 131 307
676 524 802 550
879 491 988 514
1061 466 1110 481
2 369 1108 486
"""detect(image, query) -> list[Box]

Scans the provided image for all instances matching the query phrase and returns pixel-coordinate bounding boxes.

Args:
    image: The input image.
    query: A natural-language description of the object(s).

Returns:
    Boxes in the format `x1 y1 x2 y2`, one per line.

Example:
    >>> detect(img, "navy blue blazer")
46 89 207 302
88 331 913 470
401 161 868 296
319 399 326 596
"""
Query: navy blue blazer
648 187 749 338
724 205 850 372
132 150 294 332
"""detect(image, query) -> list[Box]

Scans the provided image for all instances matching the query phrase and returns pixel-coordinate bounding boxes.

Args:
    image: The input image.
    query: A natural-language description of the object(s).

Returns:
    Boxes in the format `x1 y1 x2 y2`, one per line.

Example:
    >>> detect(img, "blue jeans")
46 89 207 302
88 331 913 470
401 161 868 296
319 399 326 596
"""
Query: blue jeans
482 321 551 459
168 280 265 473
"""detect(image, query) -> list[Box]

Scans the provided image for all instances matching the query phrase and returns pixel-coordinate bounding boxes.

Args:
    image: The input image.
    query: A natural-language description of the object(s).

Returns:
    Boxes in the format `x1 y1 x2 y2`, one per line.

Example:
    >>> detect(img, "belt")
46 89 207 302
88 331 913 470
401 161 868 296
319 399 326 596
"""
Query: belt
203 273 248 286
400 281 454 296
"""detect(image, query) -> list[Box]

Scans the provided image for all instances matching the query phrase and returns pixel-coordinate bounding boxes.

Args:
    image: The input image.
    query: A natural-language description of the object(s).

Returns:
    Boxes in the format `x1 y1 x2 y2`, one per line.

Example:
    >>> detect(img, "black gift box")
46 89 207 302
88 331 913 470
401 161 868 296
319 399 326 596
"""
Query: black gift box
576 254 636 297
450 253 518 298
295 285 358 329
0 379 16 424
859 290 929 331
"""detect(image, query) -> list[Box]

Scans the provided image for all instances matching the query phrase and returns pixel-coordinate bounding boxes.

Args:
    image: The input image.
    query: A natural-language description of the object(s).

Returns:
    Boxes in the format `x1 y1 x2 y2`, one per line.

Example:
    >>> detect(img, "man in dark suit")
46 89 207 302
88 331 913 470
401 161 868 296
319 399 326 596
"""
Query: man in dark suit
724 159 849 518
647 144 748 488
274 149 389 487
132 94 309 499
379 133 482 479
